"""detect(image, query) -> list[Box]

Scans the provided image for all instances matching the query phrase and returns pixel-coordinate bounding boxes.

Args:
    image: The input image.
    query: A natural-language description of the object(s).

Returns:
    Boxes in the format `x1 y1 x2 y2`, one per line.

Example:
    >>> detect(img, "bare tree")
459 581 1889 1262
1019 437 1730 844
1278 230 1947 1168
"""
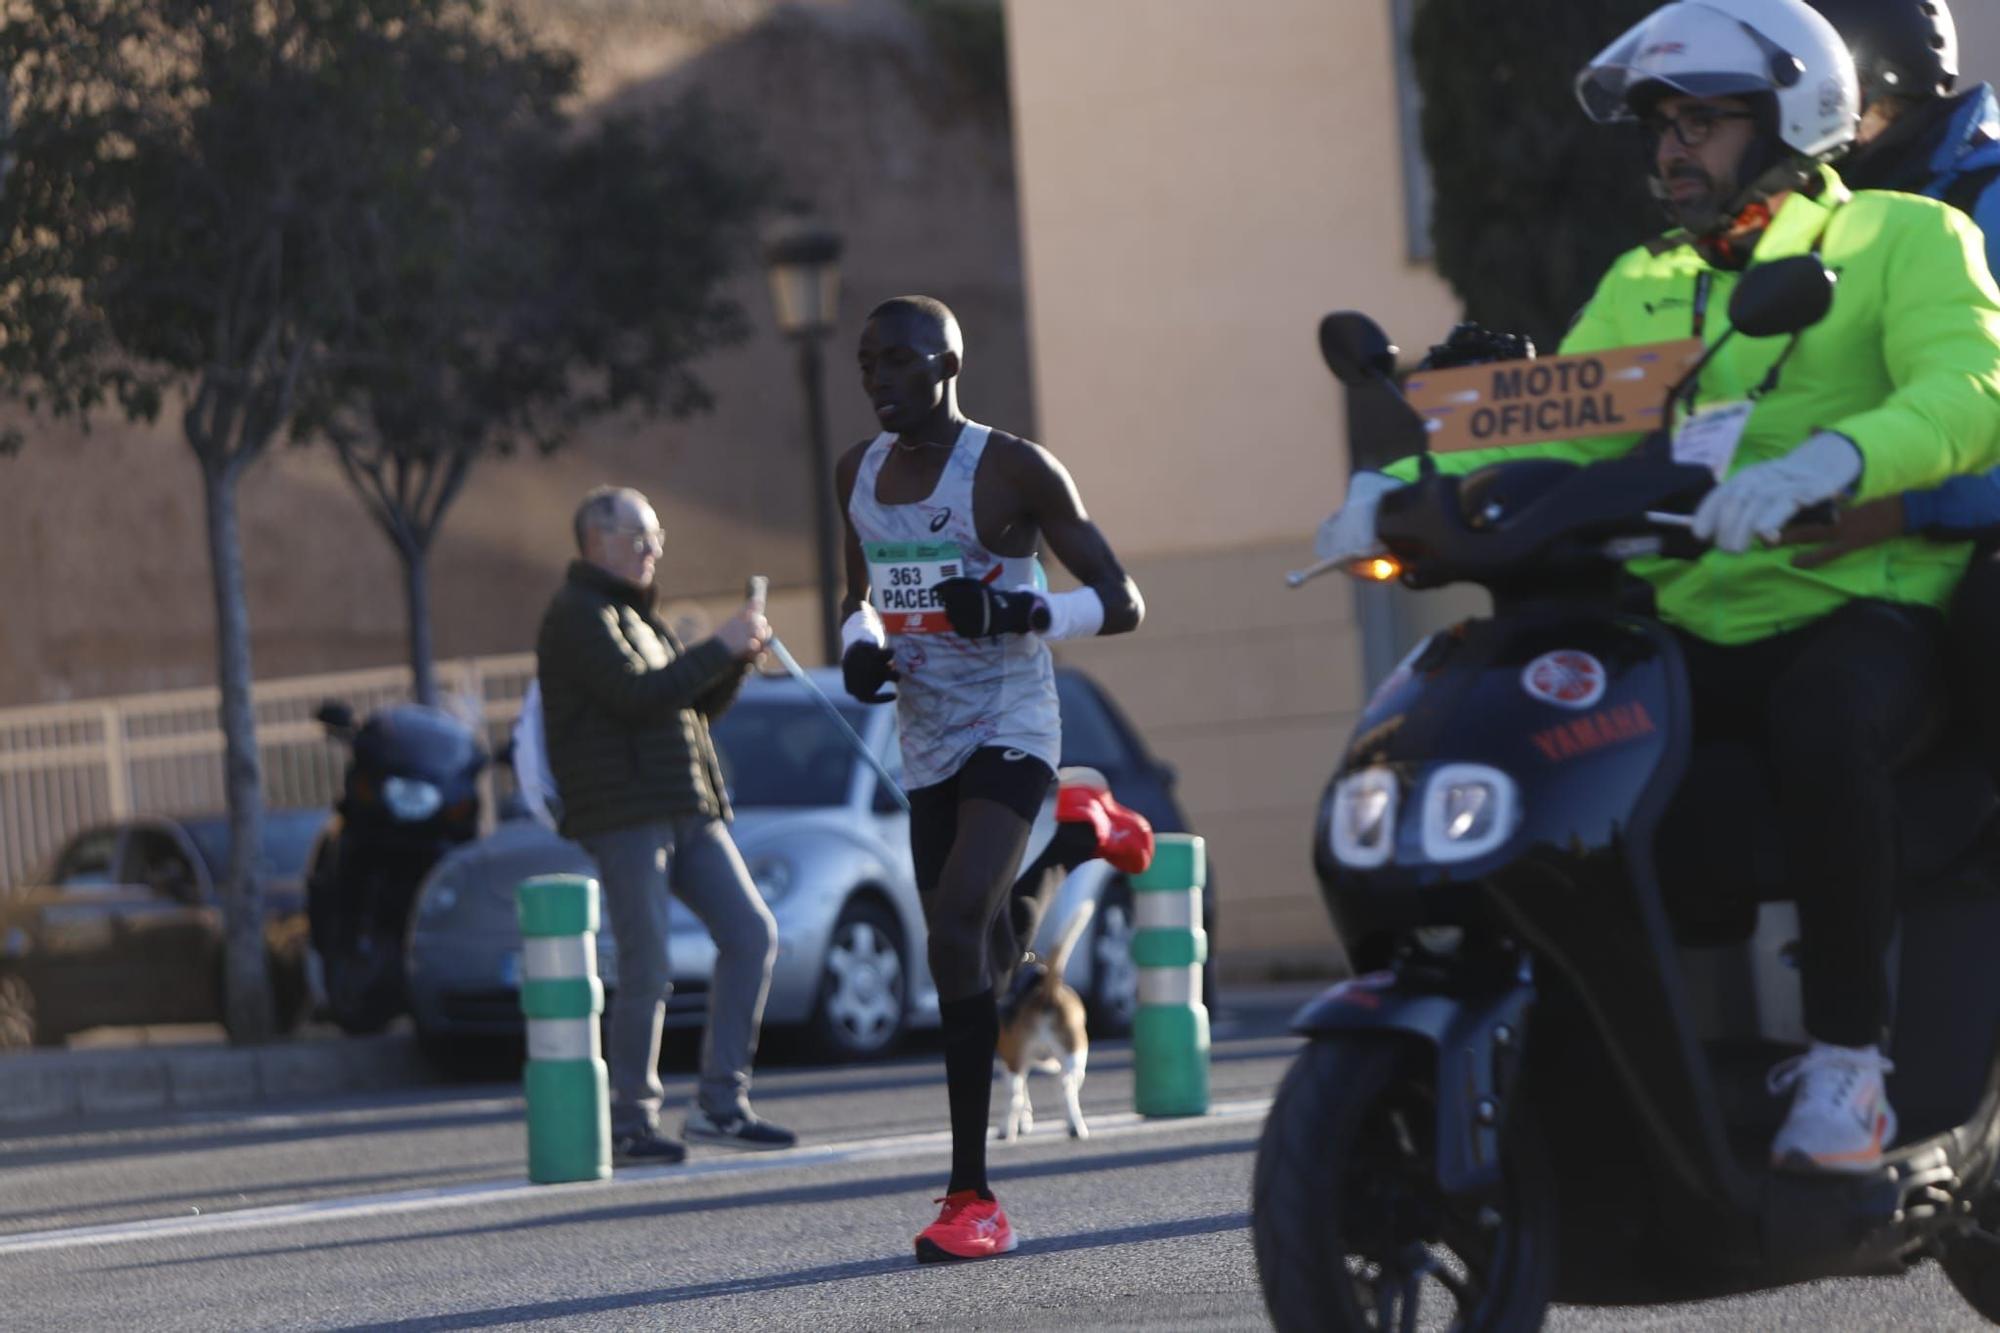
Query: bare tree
301 100 773 704
0 0 598 1040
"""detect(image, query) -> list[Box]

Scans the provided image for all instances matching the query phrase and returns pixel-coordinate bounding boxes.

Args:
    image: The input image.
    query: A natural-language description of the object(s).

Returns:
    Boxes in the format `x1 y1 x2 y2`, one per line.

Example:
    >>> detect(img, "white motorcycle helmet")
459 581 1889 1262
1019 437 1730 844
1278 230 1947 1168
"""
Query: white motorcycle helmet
1576 0 1859 161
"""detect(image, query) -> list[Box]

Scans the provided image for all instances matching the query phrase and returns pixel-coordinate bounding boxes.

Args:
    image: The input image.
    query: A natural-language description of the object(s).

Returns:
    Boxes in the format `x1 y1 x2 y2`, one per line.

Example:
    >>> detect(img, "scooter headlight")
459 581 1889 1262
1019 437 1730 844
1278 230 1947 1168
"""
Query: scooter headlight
382 776 443 822
1419 764 1520 863
1328 767 1399 869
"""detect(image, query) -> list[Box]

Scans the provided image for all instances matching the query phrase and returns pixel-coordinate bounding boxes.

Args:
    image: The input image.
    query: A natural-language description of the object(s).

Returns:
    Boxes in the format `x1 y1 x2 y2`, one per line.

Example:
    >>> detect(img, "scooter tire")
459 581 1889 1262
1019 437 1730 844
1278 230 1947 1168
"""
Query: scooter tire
1252 1035 1555 1333
1941 1233 2000 1324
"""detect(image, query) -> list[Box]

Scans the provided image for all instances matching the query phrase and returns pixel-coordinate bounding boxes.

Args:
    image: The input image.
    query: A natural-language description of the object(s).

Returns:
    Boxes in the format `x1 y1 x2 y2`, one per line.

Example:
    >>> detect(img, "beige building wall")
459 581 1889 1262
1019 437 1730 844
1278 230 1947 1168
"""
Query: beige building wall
1006 0 1460 976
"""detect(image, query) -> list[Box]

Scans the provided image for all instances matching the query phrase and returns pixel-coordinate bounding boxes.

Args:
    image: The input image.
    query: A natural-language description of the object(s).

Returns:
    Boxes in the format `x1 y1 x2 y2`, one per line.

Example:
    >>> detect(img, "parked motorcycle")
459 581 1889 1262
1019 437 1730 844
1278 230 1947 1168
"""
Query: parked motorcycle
1253 260 2000 1330
307 699 485 1035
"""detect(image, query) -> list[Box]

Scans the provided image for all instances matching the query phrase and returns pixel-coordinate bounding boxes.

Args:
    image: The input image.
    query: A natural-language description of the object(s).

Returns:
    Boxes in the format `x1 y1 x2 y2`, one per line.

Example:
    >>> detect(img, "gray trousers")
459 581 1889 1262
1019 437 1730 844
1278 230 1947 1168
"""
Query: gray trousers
581 817 777 1136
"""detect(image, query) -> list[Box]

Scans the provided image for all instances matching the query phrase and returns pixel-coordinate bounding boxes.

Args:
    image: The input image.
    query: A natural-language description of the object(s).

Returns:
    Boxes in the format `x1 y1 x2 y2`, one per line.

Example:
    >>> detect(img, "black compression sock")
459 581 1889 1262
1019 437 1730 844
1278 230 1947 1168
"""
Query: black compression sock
939 990 1000 1198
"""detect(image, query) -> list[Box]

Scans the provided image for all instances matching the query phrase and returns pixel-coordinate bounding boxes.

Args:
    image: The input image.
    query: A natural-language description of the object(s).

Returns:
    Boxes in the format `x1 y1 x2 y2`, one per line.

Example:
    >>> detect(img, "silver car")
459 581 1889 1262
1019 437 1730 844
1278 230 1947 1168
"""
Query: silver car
404 667 1141 1062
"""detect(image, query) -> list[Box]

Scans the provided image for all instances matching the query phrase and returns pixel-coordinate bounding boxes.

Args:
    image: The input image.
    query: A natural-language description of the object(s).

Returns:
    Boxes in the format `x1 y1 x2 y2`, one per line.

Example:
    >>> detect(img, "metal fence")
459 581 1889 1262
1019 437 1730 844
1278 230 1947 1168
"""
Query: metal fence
0 653 537 892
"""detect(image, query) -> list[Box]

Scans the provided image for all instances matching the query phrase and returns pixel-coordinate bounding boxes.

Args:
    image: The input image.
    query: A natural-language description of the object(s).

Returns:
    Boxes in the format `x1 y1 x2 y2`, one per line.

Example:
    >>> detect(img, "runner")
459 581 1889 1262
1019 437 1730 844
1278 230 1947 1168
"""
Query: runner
836 294 1144 1262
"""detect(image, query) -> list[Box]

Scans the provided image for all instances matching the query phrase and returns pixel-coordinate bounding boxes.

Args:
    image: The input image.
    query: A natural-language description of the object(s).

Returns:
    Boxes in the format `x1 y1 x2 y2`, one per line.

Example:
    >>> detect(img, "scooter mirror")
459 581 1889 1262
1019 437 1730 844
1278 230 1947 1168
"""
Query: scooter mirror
1318 312 1399 387
1320 311 1429 474
1727 255 1835 338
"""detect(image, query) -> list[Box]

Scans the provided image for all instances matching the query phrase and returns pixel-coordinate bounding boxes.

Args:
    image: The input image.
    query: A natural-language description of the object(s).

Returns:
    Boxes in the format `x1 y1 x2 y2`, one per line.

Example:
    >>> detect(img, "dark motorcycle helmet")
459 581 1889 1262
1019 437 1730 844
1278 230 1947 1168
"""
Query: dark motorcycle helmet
1803 0 1958 103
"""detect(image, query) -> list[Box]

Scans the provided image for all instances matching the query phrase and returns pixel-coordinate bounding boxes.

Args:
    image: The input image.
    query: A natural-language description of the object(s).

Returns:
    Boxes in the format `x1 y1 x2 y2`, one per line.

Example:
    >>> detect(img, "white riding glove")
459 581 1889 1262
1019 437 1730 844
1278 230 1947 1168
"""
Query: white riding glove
1690 432 1863 554
1315 471 1402 562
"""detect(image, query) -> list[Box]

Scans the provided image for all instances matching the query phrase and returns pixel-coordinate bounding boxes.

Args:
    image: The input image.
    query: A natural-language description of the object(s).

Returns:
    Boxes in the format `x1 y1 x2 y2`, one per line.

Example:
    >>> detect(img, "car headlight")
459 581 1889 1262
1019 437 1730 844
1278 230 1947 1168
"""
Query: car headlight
748 855 794 904
1419 764 1520 863
415 880 459 921
1328 768 1399 869
383 777 443 822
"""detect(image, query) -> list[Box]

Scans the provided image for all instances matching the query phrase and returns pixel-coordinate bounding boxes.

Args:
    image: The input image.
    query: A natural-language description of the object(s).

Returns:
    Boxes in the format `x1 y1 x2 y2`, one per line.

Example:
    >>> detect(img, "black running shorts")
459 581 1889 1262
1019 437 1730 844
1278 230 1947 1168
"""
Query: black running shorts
907 746 1057 895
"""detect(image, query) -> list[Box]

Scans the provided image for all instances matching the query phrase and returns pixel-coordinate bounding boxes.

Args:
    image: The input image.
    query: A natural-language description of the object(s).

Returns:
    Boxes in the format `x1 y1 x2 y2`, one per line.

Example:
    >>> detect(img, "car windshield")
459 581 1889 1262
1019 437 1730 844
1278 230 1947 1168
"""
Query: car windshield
710 699 868 808
184 810 328 883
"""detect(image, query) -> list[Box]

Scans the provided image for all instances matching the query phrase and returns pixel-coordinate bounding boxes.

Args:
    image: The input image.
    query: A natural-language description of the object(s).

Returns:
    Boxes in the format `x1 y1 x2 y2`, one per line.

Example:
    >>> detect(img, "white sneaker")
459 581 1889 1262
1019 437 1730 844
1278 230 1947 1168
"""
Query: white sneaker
1767 1043 1896 1173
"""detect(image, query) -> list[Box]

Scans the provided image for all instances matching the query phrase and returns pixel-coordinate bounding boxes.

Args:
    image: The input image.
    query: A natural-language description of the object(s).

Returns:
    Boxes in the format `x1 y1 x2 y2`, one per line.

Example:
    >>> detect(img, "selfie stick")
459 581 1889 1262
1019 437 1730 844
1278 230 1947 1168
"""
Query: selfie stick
747 576 911 813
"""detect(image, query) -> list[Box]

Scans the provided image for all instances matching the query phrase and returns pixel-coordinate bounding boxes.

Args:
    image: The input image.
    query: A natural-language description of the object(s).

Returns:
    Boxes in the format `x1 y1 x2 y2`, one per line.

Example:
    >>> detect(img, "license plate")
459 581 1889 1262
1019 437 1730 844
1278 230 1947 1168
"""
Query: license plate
500 951 521 989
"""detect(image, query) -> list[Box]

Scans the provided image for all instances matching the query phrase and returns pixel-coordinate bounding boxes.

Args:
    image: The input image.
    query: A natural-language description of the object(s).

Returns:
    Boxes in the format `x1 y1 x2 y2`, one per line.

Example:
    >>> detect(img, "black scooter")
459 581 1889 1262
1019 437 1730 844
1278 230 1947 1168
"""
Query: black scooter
306 700 485 1035
1253 259 2000 1330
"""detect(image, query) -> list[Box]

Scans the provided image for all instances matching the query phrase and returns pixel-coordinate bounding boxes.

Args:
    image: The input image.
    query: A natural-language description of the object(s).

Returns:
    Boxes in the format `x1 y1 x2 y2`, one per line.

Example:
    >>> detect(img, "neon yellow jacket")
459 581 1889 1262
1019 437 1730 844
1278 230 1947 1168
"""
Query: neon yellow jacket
1386 166 2000 644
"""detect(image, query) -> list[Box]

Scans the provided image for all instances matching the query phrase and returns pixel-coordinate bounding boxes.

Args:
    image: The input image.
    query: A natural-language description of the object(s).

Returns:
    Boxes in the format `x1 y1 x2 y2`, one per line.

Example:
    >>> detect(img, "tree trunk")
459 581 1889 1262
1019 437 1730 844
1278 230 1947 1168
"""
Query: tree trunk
403 540 437 706
797 336 842 665
201 458 276 1045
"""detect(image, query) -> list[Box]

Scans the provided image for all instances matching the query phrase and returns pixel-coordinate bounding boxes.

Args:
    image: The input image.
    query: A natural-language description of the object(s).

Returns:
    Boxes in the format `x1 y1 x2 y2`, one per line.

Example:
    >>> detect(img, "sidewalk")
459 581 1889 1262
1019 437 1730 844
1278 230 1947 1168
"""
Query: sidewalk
0 1024 440 1124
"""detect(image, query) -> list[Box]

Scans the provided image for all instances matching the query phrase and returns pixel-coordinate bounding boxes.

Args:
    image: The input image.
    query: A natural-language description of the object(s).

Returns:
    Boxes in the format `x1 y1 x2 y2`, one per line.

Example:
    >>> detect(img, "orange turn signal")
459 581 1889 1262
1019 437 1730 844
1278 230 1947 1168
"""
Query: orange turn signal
1349 555 1402 582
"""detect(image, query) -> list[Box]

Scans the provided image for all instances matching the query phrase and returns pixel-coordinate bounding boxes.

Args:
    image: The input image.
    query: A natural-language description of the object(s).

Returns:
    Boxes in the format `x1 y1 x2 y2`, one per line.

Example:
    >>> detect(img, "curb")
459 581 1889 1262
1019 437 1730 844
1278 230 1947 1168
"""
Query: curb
0 1033 441 1125
0 983 1335 1128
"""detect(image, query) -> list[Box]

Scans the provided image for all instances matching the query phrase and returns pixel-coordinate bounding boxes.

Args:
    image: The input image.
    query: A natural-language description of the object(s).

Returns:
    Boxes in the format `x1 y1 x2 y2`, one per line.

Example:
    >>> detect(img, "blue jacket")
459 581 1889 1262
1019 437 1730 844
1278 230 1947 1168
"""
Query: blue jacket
1892 84 2000 539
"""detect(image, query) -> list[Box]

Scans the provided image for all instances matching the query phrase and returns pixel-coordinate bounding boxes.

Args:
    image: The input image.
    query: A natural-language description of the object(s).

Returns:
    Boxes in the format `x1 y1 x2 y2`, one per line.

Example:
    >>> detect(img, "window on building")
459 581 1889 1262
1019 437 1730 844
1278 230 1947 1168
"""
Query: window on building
1390 0 1434 262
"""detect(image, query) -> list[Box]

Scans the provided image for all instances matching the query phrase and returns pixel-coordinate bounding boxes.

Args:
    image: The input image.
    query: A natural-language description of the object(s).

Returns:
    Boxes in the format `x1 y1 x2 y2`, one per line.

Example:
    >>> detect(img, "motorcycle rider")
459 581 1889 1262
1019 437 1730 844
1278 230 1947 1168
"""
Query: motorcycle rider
1315 0 2000 1171
1806 0 1998 221
1786 0 2000 775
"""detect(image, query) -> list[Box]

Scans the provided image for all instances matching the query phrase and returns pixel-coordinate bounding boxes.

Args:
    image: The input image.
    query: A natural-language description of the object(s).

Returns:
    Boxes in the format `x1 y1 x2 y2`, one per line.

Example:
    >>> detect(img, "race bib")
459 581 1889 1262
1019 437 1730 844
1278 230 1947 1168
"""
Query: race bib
1672 401 1752 480
866 540 965 635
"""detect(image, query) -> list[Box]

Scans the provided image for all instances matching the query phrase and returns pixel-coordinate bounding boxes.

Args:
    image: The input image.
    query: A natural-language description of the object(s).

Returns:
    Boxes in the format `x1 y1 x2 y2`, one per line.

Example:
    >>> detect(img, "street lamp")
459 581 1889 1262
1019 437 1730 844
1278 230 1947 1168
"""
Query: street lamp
763 217 845 665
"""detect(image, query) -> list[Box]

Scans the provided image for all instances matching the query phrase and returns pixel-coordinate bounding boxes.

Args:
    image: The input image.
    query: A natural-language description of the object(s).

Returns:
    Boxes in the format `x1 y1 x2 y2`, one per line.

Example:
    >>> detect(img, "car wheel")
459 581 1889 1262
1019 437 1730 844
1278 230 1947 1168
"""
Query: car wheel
1086 879 1138 1037
0 972 43 1050
807 897 908 1062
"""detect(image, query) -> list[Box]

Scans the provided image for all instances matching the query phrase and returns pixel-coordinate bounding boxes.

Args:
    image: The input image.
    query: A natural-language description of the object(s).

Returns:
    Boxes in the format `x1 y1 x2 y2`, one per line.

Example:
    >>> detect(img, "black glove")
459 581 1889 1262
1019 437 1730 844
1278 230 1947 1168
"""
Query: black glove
934 577 1048 640
1418 322 1535 371
841 641 899 704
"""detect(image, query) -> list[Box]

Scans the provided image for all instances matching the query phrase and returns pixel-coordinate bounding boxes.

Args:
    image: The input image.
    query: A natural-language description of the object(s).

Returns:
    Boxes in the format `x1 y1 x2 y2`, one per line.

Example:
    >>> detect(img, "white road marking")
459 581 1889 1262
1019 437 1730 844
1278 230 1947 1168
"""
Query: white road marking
0 1097 1273 1258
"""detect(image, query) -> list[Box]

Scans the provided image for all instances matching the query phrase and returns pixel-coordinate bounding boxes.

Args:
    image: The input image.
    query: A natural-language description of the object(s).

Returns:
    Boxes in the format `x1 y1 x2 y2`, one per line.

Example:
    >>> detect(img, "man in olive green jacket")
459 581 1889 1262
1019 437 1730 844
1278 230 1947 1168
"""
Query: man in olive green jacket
537 485 794 1163
1315 0 2000 1174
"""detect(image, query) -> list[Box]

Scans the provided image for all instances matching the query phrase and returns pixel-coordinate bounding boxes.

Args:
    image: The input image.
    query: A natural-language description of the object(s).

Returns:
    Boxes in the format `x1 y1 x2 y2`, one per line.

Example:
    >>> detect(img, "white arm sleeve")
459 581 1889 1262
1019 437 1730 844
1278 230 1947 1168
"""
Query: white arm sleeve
1026 586 1106 641
842 605 887 651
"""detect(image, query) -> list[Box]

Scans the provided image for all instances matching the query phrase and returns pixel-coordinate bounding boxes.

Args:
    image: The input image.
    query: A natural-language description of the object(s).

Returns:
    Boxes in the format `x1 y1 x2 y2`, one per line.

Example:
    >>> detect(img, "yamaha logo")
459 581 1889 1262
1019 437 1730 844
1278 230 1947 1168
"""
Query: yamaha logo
1521 650 1607 710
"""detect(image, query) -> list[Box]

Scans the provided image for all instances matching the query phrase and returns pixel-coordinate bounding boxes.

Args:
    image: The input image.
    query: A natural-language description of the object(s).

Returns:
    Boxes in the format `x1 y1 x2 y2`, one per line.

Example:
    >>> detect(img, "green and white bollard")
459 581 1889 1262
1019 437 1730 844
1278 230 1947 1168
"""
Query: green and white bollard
1131 833 1210 1117
516 874 611 1183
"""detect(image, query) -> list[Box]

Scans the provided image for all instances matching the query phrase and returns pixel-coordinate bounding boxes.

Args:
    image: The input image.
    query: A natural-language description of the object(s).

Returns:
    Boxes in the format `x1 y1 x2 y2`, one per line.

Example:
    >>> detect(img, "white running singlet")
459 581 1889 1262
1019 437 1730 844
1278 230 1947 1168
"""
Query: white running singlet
846 422 1061 790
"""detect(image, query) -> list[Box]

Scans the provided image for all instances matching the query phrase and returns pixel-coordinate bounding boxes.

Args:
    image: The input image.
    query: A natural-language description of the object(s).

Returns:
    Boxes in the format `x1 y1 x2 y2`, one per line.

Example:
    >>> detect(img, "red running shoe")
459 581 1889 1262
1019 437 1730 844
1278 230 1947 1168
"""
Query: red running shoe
915 1190 1018 1263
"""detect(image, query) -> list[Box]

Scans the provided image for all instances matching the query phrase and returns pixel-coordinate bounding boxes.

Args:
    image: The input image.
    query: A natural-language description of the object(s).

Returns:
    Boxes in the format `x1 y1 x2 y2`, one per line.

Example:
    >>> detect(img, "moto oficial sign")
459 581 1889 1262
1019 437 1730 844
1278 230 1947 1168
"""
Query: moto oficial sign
1403 339 1703 454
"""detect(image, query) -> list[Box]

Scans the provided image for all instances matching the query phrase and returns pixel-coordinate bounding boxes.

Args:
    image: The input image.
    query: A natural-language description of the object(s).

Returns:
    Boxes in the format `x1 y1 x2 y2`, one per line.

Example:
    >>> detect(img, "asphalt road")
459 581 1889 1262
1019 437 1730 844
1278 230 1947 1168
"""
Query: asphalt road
0 995 1992 1331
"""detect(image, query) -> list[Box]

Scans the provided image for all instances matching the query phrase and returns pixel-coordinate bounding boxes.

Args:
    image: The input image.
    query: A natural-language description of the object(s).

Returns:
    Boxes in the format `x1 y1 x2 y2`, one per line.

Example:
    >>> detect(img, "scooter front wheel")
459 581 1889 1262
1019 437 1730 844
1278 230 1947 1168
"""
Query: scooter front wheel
1940 1171 2000 1329
1252 1035 1555 1332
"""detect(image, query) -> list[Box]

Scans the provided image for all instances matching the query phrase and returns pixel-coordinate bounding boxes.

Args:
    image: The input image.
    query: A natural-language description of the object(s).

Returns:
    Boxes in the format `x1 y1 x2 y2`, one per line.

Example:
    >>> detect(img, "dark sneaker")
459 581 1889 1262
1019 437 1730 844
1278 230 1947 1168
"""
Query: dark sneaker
611 1128 687 1166
683 1106 797 1151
